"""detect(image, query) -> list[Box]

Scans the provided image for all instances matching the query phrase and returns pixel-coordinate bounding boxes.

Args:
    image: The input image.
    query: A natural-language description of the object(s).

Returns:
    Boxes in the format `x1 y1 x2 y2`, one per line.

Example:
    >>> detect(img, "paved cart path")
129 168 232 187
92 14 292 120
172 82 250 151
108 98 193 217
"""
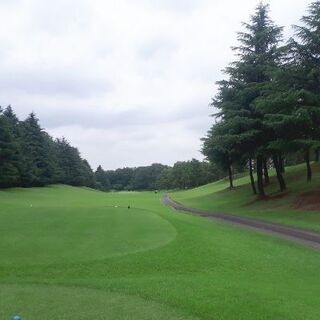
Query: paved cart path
162 194 320 250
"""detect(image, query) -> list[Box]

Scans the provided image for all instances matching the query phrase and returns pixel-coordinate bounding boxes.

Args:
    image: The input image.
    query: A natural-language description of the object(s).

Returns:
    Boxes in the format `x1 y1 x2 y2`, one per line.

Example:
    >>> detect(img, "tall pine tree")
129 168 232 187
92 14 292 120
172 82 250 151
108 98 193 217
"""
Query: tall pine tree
204 3 283 195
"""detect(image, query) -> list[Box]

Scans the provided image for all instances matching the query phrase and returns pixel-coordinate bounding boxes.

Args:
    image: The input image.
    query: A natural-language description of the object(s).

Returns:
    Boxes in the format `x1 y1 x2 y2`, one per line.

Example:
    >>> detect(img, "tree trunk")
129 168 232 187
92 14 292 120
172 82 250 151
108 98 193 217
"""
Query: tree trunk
273 154 286 192
315 149 320 162
263 158 270 185
228 165 234 189
279 156 285 173
256 156 265 197
305 150 312 182
249 158 257 195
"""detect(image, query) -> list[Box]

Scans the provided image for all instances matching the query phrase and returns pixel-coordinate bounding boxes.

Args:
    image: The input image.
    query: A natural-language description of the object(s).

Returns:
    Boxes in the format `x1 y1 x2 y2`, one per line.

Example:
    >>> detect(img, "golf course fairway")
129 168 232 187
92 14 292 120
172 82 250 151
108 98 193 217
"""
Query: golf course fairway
1 175 320 320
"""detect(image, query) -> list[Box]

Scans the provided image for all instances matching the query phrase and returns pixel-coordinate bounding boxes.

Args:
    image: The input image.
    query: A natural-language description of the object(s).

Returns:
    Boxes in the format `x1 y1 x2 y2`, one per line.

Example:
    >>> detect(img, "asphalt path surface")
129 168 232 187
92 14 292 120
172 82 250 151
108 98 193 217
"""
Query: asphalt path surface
162 194 320 250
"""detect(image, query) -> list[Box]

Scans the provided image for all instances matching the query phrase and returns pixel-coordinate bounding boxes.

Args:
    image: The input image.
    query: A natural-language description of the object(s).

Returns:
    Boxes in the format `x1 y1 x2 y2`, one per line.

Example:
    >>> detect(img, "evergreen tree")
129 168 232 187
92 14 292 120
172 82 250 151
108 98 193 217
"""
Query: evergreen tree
290 0 320 179
19 113 54 186
204 3 283 195
95 165 111 191
0 108 20 187
0 106 95 189
2 106 23 185
257 1 320 182
81 159 95 188
55 138 93 186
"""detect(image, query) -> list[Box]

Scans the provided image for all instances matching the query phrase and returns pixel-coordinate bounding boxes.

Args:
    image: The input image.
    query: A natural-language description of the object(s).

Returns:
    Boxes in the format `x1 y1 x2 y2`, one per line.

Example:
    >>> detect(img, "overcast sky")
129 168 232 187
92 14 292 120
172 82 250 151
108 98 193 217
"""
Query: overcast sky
0 0 310 169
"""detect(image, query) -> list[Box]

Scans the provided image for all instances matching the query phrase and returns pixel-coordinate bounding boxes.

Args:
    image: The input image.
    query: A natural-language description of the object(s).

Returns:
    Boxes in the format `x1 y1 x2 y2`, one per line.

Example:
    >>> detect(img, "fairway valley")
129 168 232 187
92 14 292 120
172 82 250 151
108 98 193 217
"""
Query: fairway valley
1 167 320 320
1 0 320 319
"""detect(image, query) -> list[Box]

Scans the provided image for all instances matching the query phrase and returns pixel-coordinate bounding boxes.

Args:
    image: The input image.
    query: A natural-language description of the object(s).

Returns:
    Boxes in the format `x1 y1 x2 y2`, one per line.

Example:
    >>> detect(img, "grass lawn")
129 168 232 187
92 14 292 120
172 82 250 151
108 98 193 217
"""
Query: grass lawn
172 163 320 232
1 183 320 319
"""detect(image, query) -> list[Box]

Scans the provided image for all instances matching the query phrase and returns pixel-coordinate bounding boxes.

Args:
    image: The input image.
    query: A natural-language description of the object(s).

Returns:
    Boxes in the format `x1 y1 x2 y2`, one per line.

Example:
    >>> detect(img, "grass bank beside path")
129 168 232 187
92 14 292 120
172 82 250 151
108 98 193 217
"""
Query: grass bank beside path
171 163 320 232
1 184 320 319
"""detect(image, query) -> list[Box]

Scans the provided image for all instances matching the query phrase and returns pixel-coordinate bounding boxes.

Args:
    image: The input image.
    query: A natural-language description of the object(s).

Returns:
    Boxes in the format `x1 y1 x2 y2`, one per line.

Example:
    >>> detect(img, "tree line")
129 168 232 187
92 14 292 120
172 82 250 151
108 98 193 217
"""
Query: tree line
0 106 94 188
94 159 225 191
0 106 225 191
202 1 320 196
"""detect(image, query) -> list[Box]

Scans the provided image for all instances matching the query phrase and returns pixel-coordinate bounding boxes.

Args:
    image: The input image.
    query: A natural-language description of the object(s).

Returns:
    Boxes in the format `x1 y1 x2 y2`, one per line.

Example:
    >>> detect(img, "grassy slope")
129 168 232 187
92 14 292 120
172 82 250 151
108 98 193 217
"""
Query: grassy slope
172 163 320 231
0 185 320 319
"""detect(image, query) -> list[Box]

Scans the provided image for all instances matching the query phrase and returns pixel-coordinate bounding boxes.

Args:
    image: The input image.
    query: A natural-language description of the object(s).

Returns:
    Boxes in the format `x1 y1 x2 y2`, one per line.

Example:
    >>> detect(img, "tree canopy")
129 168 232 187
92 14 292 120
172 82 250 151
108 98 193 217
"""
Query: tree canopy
0 106 95 188
203 2 320 196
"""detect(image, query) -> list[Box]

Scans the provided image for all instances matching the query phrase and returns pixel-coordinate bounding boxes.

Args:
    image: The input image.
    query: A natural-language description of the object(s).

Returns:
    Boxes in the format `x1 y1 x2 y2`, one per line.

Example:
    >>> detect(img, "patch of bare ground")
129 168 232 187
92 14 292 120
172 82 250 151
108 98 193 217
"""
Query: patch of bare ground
246 191 289 207
293 191 320 211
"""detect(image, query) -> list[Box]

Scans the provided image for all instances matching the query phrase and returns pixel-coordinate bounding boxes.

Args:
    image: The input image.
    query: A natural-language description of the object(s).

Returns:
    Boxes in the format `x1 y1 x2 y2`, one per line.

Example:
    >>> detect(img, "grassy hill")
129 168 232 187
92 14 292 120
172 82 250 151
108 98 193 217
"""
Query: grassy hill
0 181 320 319
172 163 320 231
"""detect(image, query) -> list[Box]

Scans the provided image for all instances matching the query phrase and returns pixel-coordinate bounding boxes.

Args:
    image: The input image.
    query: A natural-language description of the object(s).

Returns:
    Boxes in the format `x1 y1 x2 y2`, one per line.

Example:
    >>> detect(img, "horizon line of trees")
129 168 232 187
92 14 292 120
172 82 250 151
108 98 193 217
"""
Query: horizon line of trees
0 106 226 191
202 1 320 197
94 159 227 191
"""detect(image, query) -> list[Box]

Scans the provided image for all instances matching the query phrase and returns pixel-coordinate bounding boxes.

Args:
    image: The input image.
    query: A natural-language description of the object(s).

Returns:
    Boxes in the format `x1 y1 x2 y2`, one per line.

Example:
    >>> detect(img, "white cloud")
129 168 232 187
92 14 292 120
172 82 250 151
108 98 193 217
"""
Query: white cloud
0 0 311 169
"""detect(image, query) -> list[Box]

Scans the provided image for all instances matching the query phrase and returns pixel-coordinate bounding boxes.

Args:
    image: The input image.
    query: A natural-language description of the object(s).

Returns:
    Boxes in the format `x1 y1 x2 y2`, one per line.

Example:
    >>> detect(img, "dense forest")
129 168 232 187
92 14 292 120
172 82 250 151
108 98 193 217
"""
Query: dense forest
202 1 320 196
0 106 95 188
0 106 222 190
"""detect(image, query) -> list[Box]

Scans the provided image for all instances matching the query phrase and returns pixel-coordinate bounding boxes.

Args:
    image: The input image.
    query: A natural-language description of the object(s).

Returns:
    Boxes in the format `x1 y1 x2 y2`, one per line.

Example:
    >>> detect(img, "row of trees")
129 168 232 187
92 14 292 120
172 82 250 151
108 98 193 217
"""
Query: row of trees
94 159 225 191
0 106 224 191
202 1 320 196
0 106 94 188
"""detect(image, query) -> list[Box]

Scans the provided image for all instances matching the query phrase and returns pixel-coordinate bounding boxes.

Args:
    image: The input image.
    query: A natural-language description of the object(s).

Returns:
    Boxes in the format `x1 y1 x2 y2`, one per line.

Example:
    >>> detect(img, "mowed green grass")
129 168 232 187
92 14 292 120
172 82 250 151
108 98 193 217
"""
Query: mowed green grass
0 187 175 265
172 163 320 231
0 184 320 319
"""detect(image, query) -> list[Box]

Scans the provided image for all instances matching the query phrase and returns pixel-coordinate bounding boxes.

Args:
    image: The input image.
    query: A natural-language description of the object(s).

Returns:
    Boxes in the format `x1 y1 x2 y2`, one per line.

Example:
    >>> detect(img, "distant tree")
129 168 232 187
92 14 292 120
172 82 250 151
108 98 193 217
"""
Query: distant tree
105 168 134 191
81 159 95 188
98 160 218 192
202 161 225 184
155 167 174 190
131 164 167 190
95 165 111 191
170 159 214 189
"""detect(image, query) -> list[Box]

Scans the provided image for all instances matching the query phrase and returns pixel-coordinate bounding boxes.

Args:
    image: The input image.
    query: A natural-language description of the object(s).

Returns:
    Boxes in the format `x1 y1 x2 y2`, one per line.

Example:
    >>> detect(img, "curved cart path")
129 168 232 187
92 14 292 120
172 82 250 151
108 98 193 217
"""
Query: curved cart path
162 194 320 250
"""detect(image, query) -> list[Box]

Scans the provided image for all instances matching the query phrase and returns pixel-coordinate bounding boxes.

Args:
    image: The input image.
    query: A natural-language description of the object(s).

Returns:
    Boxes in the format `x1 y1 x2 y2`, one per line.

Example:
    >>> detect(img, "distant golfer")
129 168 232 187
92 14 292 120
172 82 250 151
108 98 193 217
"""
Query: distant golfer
128 205 131 209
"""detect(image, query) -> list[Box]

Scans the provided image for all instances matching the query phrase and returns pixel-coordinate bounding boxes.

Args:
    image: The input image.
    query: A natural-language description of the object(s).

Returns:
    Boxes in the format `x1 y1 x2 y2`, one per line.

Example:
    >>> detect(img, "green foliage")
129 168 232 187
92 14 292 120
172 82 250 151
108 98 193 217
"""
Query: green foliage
54 137 93 187
94 165 111 191
203 2 320 195
95 160 221 191
0 106 94 189
0 108 20 187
